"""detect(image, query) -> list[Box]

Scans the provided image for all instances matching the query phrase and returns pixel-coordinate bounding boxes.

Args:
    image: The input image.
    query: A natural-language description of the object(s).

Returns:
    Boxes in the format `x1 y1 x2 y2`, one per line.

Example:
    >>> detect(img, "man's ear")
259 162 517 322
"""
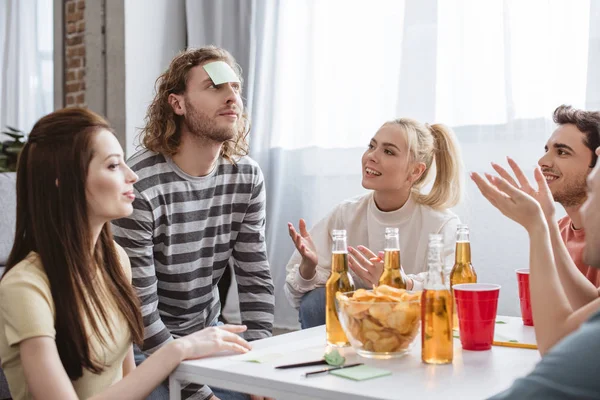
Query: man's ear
55 178 59 187
168 93 186 116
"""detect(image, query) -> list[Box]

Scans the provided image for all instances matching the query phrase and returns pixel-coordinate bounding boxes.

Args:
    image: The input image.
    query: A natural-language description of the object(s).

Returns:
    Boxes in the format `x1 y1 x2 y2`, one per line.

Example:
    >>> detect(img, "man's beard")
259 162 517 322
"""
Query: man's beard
183 98 237 143
552 172 588 207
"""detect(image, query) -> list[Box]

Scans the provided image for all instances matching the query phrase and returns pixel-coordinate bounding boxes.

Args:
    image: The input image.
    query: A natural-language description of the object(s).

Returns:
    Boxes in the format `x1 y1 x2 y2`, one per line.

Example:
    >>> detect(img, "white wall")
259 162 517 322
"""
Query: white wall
124 0 186 157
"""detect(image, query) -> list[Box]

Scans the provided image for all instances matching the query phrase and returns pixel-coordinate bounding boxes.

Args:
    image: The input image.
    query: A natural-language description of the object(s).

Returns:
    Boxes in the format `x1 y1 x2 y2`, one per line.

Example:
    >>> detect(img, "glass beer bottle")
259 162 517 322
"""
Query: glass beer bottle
450 224 477 329
421 234 453 365
378 227 407 289
326 229 355 347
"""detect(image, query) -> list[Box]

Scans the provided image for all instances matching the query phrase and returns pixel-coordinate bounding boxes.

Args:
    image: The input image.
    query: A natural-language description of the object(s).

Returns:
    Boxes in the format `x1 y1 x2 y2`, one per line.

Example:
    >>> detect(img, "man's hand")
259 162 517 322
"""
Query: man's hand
177 325 251 361
491 157 556 221
470 167 548 234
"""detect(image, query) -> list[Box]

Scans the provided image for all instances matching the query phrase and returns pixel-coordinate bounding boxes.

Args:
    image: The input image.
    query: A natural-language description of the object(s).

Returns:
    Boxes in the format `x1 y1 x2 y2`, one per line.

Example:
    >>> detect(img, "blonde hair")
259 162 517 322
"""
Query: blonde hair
140 46 249 163
387 118 464 209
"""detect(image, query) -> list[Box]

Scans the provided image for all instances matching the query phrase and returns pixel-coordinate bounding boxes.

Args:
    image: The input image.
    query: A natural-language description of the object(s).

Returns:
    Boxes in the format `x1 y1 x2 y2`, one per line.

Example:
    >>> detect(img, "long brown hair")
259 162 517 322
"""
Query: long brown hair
388 118 464 209
141 46 250 163
4 108 143 379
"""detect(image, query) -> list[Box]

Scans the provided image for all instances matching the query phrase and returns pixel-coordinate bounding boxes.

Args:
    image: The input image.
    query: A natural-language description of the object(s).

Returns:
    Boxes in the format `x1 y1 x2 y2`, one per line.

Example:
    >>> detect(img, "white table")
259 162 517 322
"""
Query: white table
169 316 540 400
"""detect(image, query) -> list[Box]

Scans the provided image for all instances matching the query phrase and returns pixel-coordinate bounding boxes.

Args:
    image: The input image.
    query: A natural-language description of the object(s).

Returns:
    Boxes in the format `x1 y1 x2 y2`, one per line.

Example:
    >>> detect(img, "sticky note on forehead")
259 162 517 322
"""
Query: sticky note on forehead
203 61 240 85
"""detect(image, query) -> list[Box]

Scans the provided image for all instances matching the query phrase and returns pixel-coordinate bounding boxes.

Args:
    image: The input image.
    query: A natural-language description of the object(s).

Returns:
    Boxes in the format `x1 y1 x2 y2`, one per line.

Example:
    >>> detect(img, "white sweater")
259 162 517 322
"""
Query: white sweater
284 192 460 309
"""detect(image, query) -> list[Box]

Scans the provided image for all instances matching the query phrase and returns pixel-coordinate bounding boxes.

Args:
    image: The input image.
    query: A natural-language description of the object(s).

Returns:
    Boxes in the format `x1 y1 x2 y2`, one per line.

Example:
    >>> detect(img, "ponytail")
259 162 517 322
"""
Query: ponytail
414 124 463 209
387 118 464 210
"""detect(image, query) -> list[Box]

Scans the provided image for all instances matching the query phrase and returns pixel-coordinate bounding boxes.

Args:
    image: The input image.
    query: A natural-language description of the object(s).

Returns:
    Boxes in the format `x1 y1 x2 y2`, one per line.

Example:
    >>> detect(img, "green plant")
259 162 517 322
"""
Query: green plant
0 126 27 172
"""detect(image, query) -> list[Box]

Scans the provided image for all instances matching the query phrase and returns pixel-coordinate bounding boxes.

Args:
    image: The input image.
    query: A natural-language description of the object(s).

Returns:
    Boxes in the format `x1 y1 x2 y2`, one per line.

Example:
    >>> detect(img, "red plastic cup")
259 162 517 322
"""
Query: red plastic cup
453 283 501 351
516 269 533 326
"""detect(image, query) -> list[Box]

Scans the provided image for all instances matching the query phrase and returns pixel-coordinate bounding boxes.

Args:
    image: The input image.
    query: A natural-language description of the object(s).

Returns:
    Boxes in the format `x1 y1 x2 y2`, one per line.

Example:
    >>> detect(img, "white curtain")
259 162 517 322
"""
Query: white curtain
0 0 54 137
187 0 600 329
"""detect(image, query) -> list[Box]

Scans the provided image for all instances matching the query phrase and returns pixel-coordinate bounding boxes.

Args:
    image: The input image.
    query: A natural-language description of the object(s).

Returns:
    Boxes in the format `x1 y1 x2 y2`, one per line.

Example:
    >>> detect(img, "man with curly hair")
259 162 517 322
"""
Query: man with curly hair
113 46 274 400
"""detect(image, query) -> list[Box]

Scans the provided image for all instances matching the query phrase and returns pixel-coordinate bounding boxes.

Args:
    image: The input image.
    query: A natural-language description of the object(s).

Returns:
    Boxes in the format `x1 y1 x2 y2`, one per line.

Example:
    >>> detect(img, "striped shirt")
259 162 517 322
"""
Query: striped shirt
112 150 275 355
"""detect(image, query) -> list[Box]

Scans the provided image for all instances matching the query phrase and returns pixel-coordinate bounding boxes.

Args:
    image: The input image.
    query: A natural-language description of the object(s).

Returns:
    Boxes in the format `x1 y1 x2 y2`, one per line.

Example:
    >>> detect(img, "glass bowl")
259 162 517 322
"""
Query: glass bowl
336 287 421 359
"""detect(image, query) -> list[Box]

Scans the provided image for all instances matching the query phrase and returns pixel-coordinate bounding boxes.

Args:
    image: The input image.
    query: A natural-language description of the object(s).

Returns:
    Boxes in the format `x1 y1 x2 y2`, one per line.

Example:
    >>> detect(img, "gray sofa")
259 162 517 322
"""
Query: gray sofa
0 172 16 399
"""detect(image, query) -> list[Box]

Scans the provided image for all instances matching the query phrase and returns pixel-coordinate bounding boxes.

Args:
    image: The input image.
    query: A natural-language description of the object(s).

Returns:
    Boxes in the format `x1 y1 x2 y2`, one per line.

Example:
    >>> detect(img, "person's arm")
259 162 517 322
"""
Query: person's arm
19 337 80 400
532 221 600 353
492 159 599 310
19 326 250 400
526 220 575 354
112 188 174 353
547 220 598 309
232 169 275 340
471 168 600 354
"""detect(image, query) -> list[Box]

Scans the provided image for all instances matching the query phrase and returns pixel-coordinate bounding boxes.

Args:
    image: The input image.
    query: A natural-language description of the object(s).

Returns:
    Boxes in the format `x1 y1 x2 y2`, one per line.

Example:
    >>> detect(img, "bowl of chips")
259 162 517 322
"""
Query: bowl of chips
336 285 421 359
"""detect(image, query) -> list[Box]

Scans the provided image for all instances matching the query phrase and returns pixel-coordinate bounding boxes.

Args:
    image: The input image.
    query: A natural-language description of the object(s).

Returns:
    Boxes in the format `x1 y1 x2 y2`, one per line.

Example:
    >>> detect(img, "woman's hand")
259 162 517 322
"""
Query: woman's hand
177 325 251 360
348 247 413 289
288 219 319 278
347 246 383 286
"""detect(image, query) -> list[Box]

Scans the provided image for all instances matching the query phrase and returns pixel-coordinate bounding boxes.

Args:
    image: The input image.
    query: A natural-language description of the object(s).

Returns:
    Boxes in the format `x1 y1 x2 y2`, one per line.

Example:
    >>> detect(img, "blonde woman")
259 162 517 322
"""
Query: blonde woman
284 119 464 328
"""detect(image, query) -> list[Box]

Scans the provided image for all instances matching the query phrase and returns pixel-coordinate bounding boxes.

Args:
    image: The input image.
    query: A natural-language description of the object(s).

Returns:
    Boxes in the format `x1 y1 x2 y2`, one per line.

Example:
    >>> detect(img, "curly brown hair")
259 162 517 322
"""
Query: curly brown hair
140 46 249 163
553 105 600 168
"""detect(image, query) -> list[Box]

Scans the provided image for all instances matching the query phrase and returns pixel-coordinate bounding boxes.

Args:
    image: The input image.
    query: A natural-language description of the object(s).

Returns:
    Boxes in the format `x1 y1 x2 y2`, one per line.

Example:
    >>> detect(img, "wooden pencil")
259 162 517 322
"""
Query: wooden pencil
492 340 537 350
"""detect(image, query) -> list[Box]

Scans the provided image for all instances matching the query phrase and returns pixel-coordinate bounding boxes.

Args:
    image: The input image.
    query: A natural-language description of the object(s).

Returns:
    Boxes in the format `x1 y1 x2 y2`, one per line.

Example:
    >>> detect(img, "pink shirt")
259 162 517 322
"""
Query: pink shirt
558 216 600 287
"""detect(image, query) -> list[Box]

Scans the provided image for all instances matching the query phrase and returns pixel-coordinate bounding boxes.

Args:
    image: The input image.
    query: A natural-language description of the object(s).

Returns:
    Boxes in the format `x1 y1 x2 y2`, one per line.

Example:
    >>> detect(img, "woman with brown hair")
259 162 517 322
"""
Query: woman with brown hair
0 108 251 400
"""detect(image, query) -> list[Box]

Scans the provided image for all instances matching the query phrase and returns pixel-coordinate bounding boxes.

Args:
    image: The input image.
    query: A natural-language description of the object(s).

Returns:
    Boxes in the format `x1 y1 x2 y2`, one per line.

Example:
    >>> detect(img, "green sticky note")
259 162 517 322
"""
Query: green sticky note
203 61 240 85
235 352 282 363
330 365 392 381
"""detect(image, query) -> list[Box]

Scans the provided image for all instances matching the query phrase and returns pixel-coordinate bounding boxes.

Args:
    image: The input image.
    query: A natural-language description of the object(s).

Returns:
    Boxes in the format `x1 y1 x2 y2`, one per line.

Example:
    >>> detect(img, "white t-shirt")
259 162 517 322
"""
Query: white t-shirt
284 192 460 309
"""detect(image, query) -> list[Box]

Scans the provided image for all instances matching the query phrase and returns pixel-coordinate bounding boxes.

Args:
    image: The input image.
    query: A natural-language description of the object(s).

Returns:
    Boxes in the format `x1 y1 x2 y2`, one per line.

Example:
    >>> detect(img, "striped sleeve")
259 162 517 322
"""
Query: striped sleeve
112 188 174 354
232 167 275 340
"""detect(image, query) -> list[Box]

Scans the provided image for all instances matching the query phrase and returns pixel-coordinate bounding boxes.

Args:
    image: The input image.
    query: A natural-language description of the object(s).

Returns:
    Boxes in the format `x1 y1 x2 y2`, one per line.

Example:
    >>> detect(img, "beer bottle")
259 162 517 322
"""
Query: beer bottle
450 224 477 328
326 229 355 347
421 234 453 364
378 227 407 289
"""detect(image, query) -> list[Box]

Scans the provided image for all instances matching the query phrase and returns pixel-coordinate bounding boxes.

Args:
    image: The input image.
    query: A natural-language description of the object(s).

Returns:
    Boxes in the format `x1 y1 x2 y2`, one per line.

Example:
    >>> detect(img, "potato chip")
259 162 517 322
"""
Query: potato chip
368 303 392 321
373 335 400 353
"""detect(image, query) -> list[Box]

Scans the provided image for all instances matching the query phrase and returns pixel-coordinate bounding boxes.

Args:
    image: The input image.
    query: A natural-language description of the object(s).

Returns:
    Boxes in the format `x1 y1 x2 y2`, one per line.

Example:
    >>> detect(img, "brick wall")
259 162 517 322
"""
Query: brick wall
64 0 86 107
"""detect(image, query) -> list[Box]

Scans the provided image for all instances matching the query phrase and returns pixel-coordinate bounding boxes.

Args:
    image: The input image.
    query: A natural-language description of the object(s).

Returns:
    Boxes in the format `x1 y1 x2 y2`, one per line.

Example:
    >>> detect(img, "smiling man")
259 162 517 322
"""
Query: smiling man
539 106 600 287
473 145 600 399
112 47 274 400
